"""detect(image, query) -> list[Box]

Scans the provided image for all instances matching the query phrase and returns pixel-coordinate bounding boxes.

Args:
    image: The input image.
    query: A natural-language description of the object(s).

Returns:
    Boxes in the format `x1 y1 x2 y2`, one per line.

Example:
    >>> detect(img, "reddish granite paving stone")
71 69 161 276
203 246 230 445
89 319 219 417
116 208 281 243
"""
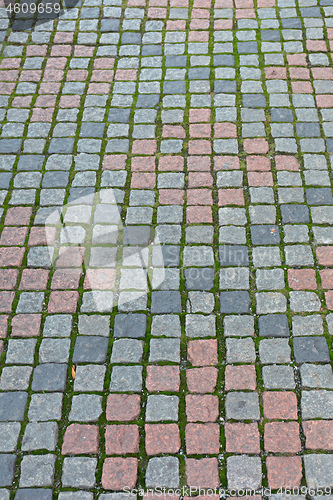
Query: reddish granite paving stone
132 157 155 171
159 156 184 171
187 340 218 366
131 172 156 189
0 227 28 246
62 424 99 455
132 140 156 155
115 69 137 81
188 189 212 206
215 123 237 138
225 365 257 391
159 190 185 205
0 269 19 290
52 269 82 290
102 458 138 490
186 423 220 454
225 423 260 454
84 269 116 290
316 95 333 108
163 125 186 138
316 247 333 266
31 108 54 121
303 421 333 449
287 53 307 65
265 67 287 79
103 155 126 170
188 172 213 188
11 314 41 337
5 207 32 226
146 365 180 392
288 269 317 290
246 156 271 171
218 189 245 206
105 425 139 454
106 394 141 421
247 172 273 187
91 70 114 82
185 458 220 488
292 81 313 93
275 155 300 170
263 392 298 420
266 456 303 489
56 247 84 267
324 291 333 310
312 67 333 79
145 424 181 455
94 58 115 68
188 140 212 155
186 367 218 393
48 291 79 313
289 67 310 79
0 316 8 338
189 124 211 138
0 339 3 354
0 292 15 313
29 227 55 246
264 422 301 453
320 269 333 288
19 269 49 290
189 109 211 122
186 395 219 422
243 139 269 154
187 156 211 171
186 206 213 223
51 45 72 56
12 96 33 107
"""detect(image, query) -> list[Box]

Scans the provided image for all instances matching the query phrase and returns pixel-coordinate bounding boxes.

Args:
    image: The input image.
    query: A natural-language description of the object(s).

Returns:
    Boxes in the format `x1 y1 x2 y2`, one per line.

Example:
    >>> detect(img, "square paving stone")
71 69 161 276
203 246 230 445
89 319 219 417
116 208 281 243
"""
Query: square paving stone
74 365 106 392
78 315 110 337
151 315 181 337
292 315 323 336
108 109 131 123
0 392 28 421
19 455 55 487
69 394 103 422
0 366 32 391
306 188 333 205
0 455 16 487
219 245 249 266
151 291 182 313
14 490 52 500
258 314 289 337
0 423 20 452
111 339 143 363
31 364 67 392
226 338 256 363
185 315 215 338
259 339 291 363
280 205 310 223
6 339 36 364
58 493 93 500
43 315 72 337
262 365 295 389
251 225 280 245
270 108 293 122
22 422 58 451
300 364 333 389
220 291 251 313
185 268 215 290
39 339 70 363
62 457 97 488
149 338 180 362
146 395 179 421
301 390 333 419
110 366 142 392
28 393 63 422
223 315 254 337
225 392 260 420
16 292 44 313
304 454 333 489
227 456 262 489
293 336 330 363
113 314 146 338
72 336 109 364
146 457 179 488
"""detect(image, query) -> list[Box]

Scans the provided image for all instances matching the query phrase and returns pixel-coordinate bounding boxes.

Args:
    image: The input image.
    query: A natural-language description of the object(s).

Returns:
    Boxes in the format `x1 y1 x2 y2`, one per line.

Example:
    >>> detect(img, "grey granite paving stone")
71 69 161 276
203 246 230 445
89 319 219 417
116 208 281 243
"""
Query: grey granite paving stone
0 423 21 452
292 315 323 336
21 422 58 451
258 314 289 337
304 455 333 489
110 366 143 392
14 490 53 500
0 393 28 422
31 364 67 392
293 336 330 363
250 225 280 245
74 365 106 392
62 458 97 488
259 338 291 363
227 456 262 489
262 365 295 389
0 455 16 487
220 291 251 313
300 364 333 389
225 392 260 420
185 314 215 338
19 455 56 487
149 338 180 362
146 395 179 421
146 457 179 488
43 315 72 337
72 336 109 364
301 390 333 419
151 291 182 313
6 339 36 364
69 394 103 422
226 338 256 363
111 339 143 363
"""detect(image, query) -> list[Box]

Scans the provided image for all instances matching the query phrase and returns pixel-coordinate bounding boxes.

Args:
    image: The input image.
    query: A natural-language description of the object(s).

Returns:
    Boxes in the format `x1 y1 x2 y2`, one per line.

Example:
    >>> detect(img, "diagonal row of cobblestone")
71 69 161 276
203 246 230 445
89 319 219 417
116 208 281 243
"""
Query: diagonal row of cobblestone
1 0 333 496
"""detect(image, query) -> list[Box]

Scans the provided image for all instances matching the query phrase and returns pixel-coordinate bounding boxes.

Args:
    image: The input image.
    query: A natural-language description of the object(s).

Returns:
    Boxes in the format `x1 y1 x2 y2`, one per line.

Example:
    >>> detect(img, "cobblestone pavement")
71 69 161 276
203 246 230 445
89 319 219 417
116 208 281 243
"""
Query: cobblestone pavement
1 0 333 496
